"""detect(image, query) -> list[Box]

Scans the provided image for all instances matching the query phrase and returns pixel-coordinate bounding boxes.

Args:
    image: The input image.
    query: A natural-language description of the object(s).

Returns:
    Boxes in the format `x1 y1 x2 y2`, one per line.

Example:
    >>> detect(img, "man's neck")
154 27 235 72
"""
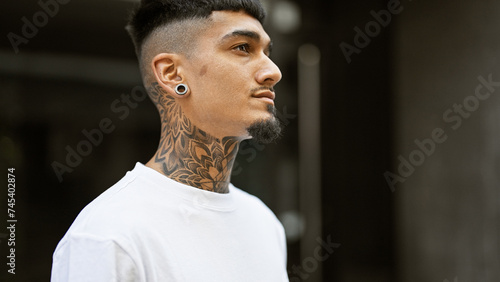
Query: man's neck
146 83 240 193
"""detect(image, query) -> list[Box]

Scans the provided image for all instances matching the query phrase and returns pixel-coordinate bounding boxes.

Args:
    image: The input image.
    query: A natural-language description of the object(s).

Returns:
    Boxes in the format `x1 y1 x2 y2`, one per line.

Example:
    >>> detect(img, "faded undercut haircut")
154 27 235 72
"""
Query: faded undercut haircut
126 0 266 56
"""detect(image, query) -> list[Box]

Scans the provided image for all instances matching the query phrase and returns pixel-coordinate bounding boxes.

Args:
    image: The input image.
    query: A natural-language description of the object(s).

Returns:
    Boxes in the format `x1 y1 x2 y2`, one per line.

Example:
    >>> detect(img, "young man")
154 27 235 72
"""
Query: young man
51 0 288 281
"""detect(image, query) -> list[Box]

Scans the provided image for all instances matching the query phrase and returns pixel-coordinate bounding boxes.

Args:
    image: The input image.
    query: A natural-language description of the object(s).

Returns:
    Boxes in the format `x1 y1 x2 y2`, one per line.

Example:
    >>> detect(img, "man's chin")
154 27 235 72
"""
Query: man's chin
246 113 283 144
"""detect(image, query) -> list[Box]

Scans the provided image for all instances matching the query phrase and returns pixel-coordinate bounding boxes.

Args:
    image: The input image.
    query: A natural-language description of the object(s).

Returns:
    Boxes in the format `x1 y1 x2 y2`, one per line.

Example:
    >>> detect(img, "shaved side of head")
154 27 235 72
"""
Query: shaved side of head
138 18 212 85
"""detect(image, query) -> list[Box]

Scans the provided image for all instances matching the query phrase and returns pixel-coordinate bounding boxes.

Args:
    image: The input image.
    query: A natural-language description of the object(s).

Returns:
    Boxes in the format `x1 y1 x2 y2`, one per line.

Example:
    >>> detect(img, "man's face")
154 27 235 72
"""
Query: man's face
179 11 282 140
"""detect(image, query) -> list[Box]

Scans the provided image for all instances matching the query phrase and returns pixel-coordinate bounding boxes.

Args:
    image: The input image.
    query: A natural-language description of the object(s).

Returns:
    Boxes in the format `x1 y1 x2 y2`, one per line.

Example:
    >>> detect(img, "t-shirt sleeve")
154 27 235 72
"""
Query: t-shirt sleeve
51 233 139 282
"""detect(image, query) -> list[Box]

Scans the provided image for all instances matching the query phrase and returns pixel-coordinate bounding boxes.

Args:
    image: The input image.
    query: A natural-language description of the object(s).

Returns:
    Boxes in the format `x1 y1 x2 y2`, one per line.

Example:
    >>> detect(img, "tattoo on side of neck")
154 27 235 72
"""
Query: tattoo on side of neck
148 82 239 193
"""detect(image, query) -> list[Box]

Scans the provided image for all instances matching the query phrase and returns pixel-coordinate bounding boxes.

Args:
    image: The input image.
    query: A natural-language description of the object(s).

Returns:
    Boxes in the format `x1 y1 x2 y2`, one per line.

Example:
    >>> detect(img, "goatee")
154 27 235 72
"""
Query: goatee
246 105 283 144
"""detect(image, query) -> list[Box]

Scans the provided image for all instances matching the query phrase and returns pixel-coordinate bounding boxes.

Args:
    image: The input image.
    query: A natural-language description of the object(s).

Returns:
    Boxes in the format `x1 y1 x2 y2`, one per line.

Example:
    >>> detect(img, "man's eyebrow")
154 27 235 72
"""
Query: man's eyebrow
221 29 273 54
221 30 261 41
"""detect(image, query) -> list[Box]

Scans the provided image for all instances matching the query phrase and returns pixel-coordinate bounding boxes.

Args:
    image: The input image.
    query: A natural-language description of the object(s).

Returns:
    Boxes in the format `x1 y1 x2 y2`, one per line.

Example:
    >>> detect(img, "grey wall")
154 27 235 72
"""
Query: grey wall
394 0 500 281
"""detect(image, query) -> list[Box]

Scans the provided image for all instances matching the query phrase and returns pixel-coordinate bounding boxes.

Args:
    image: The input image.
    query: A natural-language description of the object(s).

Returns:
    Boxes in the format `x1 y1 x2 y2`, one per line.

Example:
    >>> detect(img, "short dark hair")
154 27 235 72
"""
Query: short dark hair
126 0 266 54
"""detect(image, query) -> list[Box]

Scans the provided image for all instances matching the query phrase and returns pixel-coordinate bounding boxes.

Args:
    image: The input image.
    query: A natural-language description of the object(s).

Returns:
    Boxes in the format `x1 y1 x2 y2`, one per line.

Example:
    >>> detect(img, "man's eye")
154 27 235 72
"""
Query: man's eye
234 44 250 53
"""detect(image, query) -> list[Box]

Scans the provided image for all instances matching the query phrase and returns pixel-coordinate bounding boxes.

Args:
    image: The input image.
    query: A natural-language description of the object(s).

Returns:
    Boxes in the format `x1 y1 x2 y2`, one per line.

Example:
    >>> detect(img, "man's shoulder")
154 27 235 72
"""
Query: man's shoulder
62 164 177 238
64 184 146 238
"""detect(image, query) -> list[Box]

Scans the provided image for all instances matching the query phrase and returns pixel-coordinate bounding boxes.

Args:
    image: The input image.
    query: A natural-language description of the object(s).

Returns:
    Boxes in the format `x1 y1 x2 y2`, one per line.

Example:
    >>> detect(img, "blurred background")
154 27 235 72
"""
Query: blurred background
1 0 499 281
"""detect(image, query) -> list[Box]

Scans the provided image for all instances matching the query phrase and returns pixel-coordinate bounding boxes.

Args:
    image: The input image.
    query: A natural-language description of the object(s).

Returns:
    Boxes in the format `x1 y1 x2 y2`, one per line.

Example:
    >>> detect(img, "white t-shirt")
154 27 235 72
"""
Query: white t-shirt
51 163 288 282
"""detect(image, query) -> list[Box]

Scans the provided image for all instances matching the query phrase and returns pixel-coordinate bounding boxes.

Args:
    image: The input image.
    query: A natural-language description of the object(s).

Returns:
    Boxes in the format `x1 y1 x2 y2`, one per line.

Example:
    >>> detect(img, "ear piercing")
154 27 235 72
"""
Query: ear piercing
175 84 188 95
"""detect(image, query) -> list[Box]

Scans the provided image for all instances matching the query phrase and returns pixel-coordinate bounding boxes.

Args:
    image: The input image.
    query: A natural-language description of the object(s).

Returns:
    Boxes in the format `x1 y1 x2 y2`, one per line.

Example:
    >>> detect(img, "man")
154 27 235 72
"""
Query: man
51 0 288 281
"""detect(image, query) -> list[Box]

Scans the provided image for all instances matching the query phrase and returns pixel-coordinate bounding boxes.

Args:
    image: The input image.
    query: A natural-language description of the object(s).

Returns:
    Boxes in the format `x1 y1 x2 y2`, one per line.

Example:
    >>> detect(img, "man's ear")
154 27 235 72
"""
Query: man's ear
151 53 186 96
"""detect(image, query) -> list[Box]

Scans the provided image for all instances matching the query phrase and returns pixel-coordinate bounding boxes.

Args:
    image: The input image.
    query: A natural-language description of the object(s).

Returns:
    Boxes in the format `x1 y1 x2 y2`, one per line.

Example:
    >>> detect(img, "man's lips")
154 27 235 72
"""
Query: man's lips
252 90 275 102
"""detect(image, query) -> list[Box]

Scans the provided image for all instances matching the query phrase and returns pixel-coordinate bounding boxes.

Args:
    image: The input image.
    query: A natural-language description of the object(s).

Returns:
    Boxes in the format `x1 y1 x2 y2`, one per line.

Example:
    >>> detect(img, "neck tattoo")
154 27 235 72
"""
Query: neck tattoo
148 82 239 193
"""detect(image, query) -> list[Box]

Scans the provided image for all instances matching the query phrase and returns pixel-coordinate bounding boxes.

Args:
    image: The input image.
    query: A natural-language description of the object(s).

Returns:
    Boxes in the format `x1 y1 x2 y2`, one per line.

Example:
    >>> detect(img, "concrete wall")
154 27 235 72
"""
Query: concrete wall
394 0 500 281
